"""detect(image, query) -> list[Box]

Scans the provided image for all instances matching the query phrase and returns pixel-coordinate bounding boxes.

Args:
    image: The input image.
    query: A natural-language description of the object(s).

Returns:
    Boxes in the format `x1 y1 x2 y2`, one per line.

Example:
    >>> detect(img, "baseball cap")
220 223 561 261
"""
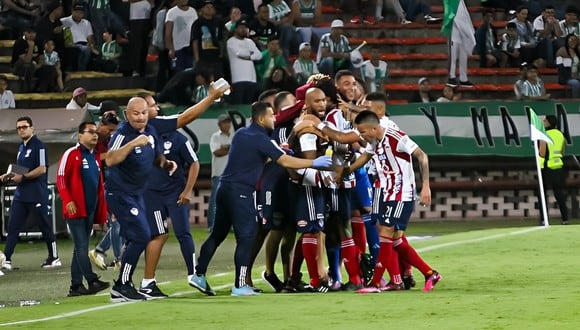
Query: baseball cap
331 19 344 28
418 77 429 85
73 4 84 11
299 42 311 51
99 100 119 116
200 0 215 8
73 87 87 98
350 50 364 68
237 19 249 27
218 114 231 123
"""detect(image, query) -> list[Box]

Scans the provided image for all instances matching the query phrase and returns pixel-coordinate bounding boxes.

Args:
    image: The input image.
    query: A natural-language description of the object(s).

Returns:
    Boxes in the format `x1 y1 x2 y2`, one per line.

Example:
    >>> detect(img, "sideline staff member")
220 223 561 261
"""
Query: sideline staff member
538 115 568 225
0 116 60 270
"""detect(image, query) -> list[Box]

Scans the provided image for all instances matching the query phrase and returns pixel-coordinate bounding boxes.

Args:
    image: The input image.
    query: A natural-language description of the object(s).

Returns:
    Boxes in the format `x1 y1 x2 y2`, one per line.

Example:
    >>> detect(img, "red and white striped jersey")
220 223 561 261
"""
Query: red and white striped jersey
324 108 356 188
364 127 418 201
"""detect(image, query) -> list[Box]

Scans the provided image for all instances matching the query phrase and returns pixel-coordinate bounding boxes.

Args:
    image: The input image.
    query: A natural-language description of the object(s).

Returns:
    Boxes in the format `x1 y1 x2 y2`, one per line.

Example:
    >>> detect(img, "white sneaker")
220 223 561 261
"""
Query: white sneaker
0 269 4 276
401 19 412 25
424 15 442 23
89 249 108 270
41 257 62 268
2 261 12 271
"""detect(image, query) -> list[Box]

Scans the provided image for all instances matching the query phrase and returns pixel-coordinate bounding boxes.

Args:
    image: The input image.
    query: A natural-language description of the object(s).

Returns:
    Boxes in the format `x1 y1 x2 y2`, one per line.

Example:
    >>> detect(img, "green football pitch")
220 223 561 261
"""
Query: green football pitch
1 219 580 329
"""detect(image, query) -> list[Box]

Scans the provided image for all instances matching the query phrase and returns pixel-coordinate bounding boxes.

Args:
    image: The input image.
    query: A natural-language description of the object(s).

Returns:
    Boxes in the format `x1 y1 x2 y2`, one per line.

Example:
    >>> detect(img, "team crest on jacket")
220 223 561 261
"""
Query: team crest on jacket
130 208 139 216
148 135 155 148
164 141 172 154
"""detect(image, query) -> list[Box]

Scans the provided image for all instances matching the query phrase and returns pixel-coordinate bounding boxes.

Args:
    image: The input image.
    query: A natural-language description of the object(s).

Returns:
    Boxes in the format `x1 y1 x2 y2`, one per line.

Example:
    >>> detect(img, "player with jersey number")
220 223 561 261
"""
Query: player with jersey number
345 110 441 293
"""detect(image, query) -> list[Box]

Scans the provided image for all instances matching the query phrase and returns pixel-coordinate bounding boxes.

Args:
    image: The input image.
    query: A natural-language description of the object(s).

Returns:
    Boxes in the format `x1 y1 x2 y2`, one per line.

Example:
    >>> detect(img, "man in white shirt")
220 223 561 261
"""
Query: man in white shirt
60 4 98 71
66 87 99 111
0 75 15 109
360 46 387 93
165 0 198 72
129 0 153 76
532 5 562 68
226 19 262 104
208 114 233 230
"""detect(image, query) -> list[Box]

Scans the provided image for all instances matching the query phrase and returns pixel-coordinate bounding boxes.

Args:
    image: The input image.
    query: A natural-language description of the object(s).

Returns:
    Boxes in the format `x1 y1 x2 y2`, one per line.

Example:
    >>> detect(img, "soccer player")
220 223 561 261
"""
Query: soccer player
56 122 110 297
190 102 332 296
346 110 442 292
0 117 61 271
106 97 177 302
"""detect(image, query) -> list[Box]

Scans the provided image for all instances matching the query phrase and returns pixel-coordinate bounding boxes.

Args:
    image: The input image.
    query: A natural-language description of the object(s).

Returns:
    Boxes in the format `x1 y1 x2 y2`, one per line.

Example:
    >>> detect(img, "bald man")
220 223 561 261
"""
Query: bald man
105 97 177 303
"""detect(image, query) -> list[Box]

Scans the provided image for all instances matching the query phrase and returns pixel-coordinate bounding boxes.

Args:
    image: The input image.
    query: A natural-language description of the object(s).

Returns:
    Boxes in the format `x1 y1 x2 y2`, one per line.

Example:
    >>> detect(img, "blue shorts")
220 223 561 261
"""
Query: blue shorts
106 191 150 244
143 190 169 237
325 188 352 221
352 167 373 210
259 177 294 231
294 184 325 233
372 197 415 231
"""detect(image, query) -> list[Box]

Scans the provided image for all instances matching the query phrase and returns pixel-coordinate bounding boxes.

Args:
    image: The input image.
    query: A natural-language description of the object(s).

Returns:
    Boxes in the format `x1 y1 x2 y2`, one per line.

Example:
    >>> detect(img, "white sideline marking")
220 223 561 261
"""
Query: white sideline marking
0 226 547 327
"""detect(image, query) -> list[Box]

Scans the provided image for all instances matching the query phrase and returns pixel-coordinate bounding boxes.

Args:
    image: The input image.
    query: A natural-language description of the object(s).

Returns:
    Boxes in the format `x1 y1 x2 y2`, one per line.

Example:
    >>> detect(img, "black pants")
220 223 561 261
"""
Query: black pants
129 19 150 75
539 168 568 223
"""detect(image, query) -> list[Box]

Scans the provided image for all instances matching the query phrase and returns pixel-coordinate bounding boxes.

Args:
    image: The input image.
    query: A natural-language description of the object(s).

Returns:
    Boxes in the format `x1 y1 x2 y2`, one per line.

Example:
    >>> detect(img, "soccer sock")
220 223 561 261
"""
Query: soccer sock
291 235 304 281
351 216 366 255
393 235 433 276
340 238 362 285
118 240 146 284
302 233 320 287
363 214 379 265
326 241 341 283
141 278 155 288
398 236 413 276
372 236 402 285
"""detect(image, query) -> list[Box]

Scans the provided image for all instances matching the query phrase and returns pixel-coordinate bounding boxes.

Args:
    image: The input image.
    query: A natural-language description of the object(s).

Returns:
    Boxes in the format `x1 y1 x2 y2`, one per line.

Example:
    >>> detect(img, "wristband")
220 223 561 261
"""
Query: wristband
316 122 327 131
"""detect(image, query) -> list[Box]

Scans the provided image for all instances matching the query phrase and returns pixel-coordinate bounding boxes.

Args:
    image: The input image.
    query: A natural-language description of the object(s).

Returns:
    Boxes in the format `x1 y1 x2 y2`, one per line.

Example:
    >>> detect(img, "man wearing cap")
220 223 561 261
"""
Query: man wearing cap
192 0 225 80
317 19 352 76
227 18 263 104
293 42 319 85
60 4 98 71
411 77 435 103
208 114 233 231
66 87 99 111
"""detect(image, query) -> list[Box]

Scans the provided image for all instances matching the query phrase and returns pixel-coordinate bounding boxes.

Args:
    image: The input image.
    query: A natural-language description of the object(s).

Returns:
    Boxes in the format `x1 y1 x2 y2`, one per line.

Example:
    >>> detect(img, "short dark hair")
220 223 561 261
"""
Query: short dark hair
354 110 380 126
0 74 7 83
516 5 528 13
137 92 152 99
257 3 268 10
17 116 33 126
365 92 389 103
258 89 280 102
545 115 557 128
100 112 119 126
273 91 292 111
565 5 578 14
506 22 517 29
543 5 555 11
251 102 271 122
335 70 354 84
315 79 338 105
78 121 96 133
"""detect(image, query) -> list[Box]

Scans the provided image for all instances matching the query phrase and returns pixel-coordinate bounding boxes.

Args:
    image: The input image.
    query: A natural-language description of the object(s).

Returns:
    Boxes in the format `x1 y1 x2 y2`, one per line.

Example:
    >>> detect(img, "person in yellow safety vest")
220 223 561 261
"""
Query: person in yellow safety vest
538 115 568 225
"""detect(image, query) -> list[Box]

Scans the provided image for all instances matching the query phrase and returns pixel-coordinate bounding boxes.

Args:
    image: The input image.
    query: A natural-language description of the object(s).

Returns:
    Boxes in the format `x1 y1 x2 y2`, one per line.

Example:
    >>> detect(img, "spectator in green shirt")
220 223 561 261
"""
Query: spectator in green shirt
255 35 288 87
99 29 121 72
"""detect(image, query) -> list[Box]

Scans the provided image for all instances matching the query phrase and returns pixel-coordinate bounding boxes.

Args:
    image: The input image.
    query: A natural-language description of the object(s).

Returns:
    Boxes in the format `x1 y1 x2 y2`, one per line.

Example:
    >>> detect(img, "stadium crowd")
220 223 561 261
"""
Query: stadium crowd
0 0 575 300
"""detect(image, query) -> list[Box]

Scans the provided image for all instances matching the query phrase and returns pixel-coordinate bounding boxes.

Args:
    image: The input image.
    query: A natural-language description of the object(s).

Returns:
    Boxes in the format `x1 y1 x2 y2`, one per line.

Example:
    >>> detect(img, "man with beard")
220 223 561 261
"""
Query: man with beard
227 19 262 104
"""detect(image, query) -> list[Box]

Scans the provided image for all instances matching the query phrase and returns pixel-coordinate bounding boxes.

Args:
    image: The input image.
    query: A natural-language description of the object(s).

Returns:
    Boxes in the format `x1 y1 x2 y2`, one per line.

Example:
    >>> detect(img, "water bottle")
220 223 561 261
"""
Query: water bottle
213 77 231 95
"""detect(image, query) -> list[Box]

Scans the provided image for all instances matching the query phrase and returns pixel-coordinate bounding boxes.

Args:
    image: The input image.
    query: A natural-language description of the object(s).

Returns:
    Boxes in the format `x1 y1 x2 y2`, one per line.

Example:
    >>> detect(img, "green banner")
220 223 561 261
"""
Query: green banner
167 101 580 164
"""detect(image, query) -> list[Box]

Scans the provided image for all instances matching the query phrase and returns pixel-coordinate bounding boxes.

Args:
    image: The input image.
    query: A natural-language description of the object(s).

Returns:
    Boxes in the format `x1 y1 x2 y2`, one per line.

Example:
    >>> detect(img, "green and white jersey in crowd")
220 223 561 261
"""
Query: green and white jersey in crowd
90 0 110 9
268 1 291 21
361 60 388 93
298 0 316 20
316 33 351 63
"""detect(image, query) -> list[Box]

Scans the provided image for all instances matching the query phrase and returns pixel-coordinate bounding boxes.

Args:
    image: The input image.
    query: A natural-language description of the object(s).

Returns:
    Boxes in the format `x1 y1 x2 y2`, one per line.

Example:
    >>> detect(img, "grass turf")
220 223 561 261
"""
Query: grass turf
1 219 579 329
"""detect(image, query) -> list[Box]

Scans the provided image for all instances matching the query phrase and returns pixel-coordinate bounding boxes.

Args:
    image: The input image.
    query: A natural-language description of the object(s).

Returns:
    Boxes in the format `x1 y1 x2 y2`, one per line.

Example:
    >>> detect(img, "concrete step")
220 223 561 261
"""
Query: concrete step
6 71 146 93
385 67 559 84
14 88 153 109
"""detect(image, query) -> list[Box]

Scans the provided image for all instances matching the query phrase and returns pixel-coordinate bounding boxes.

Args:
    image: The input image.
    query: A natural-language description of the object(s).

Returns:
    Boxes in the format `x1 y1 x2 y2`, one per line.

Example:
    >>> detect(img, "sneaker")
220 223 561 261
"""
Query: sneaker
562 220 569 225
341 281 363 291
139 281 168 300
41 257 62 268
350 16 361 24
304 279 330 293
401 18 412 25
423 271 442 292
447 78 459 87
424 15 443 23
231 285 260 297
402 275 416 290
261 271 284 293
363 16 376 24
0 270 4 276
328 279 343 292
188 274 216 296
356 286 381 294
460 80 475 87
68 284 90 297
110 281 146 303
89 249 107 270
2 261 12 271
88 278 110 294
252 286 263 293
285 277 308 292
280 281 297 293
380 282 405 291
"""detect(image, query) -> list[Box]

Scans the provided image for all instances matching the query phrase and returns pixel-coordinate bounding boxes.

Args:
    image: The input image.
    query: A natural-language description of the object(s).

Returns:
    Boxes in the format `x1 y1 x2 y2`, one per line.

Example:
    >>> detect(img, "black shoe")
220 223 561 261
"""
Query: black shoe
447 78 458 87
286 276 309 292
261 271 284 293
68 284 90 297
88 278 110 294
402 275 416 290
304 279 330 293
110 281 146 303
280 280 298 293
341 281 363 291
41 257 62 268
139 281 168 300
459 80 475 87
